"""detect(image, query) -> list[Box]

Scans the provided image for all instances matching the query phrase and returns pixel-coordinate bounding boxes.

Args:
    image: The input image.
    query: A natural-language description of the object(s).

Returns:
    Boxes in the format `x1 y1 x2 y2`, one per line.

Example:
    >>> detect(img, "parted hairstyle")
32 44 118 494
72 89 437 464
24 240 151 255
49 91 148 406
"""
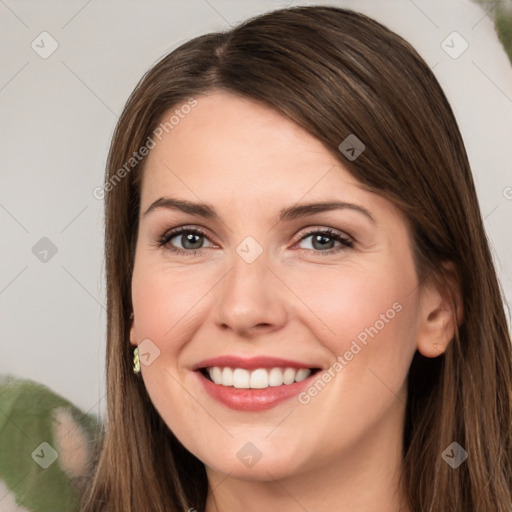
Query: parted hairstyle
79 5 512 512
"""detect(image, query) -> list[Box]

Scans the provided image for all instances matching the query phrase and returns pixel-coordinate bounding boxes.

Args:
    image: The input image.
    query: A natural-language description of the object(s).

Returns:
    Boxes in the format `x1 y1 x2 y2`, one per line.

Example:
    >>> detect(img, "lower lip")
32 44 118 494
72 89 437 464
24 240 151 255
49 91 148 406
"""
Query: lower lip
195 370 316 411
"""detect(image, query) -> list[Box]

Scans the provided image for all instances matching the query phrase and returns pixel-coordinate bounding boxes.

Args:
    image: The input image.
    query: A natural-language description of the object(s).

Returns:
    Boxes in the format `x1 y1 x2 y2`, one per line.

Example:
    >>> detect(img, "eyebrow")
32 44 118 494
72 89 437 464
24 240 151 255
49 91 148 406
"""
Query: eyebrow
143 196 376 224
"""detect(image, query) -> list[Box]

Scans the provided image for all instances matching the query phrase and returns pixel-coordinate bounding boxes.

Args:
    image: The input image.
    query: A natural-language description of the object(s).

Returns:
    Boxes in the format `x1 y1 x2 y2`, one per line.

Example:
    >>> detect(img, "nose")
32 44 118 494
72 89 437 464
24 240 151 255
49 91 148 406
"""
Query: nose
213 251 288 338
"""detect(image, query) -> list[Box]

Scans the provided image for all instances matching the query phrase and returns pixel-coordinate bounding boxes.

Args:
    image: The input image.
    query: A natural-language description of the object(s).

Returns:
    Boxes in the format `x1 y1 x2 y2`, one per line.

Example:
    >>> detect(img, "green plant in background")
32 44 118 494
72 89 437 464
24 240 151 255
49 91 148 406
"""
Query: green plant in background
473 0 512 63
0 375 102 512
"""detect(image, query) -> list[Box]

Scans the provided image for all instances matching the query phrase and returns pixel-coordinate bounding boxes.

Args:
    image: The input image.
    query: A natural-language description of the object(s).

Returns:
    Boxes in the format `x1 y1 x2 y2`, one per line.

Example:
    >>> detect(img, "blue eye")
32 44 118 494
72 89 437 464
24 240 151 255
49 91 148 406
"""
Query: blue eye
157 226 353 256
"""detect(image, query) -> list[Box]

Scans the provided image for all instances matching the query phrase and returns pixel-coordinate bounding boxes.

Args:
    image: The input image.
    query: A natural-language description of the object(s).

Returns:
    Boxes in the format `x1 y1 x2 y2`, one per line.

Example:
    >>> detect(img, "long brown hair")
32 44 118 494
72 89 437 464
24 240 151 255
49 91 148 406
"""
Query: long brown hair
79 6 512 511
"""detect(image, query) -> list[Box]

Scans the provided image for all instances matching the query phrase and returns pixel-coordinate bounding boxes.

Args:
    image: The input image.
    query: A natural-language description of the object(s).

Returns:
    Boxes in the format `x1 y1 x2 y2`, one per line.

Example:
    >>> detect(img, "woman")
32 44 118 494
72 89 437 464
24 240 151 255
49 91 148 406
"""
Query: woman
80 5 512 511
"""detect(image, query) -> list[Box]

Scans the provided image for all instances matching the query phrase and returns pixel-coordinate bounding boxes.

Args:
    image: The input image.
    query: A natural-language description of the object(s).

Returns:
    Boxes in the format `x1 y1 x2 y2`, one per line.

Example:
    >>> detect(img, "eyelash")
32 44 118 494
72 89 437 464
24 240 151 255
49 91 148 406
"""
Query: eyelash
155 226 354 257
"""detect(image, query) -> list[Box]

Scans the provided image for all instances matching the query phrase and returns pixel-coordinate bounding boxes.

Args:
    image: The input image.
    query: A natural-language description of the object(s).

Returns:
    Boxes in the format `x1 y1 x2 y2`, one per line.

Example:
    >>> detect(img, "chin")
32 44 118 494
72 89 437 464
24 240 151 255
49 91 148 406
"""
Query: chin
198 445 308 481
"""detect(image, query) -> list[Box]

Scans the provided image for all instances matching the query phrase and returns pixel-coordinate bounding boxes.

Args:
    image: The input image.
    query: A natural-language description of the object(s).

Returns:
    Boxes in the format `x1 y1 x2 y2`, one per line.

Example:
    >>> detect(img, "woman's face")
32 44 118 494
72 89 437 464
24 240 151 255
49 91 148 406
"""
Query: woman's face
130 91 425 481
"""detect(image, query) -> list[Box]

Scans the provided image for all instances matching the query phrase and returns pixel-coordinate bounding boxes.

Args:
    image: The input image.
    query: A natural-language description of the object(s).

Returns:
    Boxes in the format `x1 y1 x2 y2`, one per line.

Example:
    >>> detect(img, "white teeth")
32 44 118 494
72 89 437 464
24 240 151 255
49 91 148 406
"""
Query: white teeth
295 368 311 382
233 368 250 388
249 368 268 389
210 366 222 384
221 367 233 386
268 367 283 387
283 367 296 385
206 366 312 389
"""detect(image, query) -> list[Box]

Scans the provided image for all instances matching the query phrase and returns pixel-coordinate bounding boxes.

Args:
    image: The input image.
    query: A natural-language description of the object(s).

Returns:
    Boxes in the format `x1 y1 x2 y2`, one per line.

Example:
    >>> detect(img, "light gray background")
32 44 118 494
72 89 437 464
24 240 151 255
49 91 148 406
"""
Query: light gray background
1 0 511 418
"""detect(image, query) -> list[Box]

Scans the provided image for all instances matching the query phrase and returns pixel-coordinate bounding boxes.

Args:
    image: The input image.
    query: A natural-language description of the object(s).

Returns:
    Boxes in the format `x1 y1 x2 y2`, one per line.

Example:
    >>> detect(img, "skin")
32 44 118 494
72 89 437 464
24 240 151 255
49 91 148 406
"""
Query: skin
129 91 459 512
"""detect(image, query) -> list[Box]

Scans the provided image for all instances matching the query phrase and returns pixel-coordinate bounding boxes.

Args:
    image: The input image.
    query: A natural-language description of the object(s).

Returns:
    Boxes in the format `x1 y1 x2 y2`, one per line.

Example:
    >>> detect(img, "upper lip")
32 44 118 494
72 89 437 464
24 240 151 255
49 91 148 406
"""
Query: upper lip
192 356 320 371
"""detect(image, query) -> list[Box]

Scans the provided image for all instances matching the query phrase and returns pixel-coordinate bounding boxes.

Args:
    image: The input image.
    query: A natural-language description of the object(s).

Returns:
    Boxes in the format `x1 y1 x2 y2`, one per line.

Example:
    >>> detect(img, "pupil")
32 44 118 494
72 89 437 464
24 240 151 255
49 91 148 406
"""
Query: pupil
314 234 333 250
184 233 202 249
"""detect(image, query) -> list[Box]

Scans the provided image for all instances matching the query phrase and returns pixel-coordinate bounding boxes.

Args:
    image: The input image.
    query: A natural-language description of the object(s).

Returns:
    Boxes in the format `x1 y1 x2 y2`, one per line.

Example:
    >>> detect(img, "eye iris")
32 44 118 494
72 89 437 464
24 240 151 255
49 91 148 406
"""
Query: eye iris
182 232 203 250
313 233 335 250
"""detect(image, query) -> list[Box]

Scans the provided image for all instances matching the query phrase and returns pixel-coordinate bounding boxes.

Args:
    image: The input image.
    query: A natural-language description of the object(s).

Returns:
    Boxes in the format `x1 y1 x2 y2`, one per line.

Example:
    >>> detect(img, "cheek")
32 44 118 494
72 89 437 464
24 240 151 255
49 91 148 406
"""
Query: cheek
295 263 415 349
130 263 213 442
131 261 211 347
293 253 419 406
287 266 419 457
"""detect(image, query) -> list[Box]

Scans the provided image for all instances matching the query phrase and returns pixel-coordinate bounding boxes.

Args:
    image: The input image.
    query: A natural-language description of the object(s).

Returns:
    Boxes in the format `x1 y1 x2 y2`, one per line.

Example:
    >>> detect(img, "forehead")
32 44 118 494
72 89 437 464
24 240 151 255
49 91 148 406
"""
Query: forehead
140 91 366 206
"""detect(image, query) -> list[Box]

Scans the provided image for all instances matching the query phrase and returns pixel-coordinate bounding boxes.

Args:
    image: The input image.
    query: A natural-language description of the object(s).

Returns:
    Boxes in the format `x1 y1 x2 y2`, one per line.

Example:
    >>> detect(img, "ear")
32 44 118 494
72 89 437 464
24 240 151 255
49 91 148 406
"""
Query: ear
416 264 463 358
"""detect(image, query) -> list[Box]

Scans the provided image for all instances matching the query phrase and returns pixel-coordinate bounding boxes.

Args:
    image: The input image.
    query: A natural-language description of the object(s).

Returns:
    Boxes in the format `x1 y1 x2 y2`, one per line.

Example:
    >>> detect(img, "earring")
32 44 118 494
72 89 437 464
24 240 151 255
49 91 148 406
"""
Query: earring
133 346 141 374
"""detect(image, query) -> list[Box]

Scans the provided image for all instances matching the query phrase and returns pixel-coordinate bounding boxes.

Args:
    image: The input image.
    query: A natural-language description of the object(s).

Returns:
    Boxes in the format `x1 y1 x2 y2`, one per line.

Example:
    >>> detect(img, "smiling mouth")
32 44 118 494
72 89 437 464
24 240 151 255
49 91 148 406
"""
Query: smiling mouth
199 366 321 389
